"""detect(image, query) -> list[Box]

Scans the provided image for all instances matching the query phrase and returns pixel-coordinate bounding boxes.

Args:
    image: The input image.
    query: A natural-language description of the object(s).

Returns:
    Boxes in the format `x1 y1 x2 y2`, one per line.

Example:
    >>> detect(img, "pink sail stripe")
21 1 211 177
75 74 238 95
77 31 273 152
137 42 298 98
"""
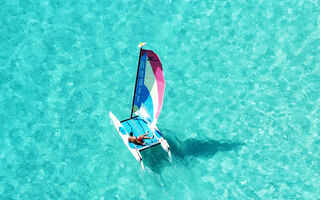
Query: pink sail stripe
143 50 165 122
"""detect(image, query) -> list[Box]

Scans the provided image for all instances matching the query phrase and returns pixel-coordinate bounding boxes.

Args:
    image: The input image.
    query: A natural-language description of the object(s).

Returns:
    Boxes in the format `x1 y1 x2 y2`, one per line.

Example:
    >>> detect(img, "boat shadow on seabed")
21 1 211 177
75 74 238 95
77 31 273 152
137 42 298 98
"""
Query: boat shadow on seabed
141 129 245 173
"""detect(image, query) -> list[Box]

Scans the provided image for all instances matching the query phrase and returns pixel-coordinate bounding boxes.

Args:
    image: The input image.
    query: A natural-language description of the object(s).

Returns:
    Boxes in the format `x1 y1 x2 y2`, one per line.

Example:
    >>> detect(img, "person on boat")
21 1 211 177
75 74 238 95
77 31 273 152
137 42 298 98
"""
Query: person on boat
128 131 154 146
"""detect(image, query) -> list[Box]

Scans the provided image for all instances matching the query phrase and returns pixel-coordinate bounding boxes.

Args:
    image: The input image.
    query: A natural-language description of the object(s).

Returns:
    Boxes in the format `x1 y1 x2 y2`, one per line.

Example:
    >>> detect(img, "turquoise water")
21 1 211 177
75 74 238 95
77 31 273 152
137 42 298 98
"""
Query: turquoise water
1 0 319 199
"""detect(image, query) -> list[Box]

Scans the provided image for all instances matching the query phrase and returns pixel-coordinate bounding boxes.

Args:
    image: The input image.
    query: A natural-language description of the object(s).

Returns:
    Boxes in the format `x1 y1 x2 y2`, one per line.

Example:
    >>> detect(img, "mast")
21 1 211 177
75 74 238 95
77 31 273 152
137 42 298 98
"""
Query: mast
130 47 143 118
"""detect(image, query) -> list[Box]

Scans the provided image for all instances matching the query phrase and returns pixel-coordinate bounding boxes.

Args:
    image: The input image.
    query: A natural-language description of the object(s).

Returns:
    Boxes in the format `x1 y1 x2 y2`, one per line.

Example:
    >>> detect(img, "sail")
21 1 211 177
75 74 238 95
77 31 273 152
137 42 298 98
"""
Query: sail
131 49 165 125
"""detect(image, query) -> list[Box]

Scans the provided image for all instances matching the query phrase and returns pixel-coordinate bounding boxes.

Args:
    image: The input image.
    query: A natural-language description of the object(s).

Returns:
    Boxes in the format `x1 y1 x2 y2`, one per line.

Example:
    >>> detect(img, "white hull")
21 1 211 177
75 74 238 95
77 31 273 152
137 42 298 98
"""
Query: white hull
109 111 144 169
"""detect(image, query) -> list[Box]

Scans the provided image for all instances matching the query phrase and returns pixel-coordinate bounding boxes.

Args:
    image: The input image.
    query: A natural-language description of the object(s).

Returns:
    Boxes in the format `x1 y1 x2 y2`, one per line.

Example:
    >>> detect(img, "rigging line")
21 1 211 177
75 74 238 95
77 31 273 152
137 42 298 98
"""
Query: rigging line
127 123 135 135
136 119 146 134
130 118 143 135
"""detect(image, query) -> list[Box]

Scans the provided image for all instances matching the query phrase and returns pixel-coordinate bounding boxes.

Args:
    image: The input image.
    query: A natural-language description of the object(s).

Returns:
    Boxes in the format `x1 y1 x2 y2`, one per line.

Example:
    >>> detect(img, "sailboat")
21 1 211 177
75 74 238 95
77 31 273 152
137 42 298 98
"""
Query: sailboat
109 43 171 169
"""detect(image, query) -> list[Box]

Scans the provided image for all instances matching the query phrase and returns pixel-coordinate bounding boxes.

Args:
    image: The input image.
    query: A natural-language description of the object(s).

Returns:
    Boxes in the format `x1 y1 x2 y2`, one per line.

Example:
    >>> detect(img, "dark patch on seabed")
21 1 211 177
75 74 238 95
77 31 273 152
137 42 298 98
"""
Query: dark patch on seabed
141 129 244 173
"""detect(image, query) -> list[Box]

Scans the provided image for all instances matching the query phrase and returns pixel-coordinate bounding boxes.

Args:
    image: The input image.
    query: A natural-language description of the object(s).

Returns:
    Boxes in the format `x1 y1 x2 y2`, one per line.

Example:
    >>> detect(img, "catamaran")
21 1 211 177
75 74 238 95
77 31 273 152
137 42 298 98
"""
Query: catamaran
109 43 171 169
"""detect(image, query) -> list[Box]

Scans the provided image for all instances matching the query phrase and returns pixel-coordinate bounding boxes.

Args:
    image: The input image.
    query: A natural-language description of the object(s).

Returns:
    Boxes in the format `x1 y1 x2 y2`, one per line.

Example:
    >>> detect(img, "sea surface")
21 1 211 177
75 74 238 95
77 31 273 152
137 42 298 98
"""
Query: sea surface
0 0 319 199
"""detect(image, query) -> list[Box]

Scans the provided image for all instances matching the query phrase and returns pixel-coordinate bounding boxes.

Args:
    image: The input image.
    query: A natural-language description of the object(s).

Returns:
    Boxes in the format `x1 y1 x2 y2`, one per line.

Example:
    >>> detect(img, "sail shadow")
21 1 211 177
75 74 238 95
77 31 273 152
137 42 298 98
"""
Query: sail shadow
166 135 244 159
140 131 244 173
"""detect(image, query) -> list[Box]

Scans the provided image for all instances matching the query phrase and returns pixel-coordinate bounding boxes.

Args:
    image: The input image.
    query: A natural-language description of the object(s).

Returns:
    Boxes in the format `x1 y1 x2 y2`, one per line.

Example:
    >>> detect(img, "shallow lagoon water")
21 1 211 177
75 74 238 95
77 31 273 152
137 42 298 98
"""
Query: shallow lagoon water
0 0 319 199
